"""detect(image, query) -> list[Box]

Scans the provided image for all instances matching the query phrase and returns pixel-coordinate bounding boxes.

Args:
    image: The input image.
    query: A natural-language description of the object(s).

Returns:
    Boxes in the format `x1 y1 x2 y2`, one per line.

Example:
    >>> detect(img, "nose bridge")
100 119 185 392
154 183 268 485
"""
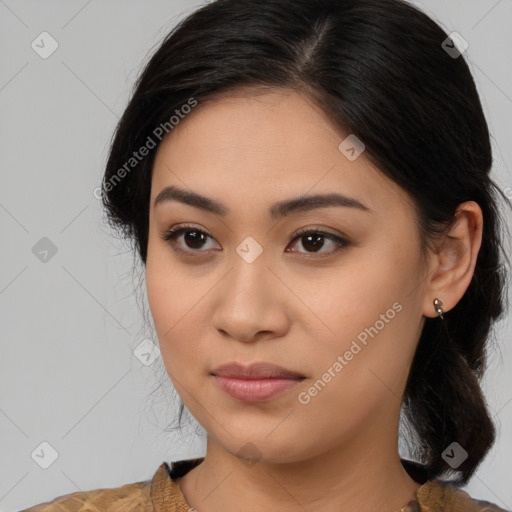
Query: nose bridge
228 237 271 301
212 239 286 340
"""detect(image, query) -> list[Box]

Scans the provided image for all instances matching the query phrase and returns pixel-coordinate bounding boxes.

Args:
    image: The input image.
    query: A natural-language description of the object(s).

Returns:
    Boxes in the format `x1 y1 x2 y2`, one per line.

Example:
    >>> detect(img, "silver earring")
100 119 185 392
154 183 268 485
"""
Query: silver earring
433 298 444 319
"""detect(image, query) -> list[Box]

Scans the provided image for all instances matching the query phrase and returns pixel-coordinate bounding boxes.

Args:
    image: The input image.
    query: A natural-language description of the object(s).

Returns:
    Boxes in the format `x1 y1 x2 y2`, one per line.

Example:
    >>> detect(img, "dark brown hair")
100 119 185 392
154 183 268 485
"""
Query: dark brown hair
101 0 511 485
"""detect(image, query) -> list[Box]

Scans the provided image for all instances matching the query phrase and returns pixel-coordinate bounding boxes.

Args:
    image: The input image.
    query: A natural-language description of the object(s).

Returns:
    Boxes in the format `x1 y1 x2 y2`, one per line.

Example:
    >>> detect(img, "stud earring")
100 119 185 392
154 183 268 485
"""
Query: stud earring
433 298 444 319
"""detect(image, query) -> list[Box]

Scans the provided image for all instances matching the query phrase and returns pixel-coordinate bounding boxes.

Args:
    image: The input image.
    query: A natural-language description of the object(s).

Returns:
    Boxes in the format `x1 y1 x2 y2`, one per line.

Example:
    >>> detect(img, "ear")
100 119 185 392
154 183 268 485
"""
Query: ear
422 201 483 318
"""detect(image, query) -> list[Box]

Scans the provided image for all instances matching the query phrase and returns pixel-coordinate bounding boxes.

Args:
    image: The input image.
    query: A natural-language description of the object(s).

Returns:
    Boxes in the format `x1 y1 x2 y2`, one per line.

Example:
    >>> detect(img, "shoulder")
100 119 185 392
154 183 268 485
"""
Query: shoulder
418 479 510 512
18 474 153 512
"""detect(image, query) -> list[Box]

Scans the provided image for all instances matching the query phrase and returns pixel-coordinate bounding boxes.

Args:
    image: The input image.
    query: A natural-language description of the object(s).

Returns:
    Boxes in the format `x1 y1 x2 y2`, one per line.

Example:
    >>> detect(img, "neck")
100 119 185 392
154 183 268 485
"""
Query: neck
175 420 422 512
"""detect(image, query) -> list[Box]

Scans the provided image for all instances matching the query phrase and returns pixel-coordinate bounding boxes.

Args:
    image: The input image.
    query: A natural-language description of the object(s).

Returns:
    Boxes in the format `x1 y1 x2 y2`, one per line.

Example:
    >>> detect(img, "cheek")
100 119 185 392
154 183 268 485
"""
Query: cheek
300 248 412 335
146 234 199 325
145 248 205 370
299 239 422 389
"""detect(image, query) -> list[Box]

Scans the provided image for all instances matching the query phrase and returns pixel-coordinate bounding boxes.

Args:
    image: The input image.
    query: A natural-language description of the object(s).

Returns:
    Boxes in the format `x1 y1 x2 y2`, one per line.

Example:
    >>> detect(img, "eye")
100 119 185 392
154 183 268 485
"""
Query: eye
159 224 349 257
286 227 348 256
160 224 220 255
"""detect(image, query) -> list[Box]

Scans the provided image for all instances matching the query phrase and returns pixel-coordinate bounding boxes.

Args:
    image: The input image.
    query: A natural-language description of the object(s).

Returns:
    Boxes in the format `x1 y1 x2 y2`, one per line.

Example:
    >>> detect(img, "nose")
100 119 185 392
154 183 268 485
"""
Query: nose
211 250 290 343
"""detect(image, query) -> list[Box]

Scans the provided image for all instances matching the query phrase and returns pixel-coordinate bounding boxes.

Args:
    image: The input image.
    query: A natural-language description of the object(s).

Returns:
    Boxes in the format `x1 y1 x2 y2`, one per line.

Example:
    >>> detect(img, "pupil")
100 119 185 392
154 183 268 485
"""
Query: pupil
303 234 323 252
185 230 206 249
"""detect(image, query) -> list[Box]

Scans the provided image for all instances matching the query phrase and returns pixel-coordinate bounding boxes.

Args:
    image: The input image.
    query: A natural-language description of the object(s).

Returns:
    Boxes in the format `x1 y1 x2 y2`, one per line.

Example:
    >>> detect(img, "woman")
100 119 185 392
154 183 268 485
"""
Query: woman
21 0 511 510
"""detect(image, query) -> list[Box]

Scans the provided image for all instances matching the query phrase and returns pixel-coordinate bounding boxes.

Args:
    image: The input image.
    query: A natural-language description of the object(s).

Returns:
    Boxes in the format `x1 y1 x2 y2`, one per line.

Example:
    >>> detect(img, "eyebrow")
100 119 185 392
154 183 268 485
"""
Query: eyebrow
153 185 372 220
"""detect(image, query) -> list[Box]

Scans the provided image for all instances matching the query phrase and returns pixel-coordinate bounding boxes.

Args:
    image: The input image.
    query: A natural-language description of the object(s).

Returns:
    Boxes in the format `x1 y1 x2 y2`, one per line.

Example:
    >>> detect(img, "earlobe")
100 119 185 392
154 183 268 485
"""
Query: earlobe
422 201 483 318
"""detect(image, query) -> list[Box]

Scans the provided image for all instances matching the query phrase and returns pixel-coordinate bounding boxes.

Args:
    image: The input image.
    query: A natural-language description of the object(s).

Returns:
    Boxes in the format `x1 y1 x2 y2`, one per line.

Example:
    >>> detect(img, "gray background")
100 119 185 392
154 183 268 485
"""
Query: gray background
1 1 511 511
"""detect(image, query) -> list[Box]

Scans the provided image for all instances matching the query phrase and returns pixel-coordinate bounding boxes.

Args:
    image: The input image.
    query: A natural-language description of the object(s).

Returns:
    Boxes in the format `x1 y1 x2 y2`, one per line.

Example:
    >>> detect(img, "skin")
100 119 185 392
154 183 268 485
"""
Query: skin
145 86 483 512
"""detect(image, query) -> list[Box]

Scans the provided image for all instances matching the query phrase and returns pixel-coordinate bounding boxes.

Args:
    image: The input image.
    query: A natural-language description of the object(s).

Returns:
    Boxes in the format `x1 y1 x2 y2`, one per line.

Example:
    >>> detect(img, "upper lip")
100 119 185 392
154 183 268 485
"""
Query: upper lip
212 362 305 379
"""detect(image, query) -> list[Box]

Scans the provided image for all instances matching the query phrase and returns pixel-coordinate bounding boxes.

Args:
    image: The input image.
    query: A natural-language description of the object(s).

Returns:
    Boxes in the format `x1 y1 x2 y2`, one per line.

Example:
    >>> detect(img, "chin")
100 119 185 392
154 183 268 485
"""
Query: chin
209 427 313 466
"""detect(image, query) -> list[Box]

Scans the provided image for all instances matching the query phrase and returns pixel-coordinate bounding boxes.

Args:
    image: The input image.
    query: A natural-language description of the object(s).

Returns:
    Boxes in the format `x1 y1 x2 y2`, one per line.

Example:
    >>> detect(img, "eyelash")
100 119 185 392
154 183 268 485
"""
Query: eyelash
160 224 349 258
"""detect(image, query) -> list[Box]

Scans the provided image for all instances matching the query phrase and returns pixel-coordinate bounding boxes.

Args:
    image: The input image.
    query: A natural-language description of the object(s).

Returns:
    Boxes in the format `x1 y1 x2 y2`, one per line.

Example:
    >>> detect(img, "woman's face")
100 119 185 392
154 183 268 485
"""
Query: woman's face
146 87 431 464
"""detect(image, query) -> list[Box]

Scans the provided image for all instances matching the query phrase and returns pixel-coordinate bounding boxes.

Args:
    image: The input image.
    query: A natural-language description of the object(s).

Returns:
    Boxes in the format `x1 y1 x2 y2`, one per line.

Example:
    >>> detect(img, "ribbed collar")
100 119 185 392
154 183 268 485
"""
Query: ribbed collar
150 458 203 512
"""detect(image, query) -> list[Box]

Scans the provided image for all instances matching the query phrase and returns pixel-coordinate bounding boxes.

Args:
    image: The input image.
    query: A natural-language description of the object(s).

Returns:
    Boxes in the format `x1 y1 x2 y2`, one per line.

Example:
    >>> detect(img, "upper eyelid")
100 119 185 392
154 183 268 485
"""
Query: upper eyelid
164 224 345 240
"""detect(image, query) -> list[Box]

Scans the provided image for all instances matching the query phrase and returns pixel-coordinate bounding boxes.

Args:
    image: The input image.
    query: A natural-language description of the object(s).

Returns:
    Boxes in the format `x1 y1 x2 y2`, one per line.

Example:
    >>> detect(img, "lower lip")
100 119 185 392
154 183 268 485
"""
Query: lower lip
213 376 303 402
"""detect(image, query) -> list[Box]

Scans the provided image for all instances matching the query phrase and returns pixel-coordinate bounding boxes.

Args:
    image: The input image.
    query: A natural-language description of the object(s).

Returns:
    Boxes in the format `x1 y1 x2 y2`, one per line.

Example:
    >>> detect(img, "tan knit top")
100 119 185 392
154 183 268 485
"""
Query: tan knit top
19 457 510 512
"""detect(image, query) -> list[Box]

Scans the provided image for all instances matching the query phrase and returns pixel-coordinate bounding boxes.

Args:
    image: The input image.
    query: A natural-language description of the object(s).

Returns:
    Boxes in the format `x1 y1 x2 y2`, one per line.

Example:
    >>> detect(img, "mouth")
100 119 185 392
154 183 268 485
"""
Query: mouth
211 362 306 402
212 362 305 380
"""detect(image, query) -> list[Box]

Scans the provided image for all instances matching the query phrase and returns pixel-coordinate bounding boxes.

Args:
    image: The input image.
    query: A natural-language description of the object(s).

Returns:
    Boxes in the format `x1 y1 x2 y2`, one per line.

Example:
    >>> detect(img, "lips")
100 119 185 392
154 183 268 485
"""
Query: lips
211 362 305 402
211 362 305 380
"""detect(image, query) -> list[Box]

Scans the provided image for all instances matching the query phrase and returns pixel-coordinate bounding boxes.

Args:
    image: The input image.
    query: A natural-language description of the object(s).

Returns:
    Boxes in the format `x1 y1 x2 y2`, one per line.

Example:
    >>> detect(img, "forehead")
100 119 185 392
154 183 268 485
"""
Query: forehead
150 88 409 217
